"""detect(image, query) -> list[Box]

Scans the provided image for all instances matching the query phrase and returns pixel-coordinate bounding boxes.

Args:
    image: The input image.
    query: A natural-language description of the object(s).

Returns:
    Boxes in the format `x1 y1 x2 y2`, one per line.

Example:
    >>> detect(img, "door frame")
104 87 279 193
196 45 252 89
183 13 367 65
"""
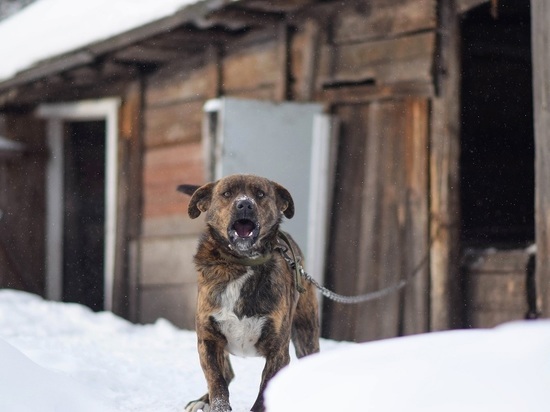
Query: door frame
37 98 120 311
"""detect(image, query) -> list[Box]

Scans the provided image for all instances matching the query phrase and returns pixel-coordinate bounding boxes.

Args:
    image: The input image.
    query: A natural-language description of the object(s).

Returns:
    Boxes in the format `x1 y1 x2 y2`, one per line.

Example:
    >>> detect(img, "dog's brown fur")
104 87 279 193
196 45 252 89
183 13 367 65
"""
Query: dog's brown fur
179 174 320 412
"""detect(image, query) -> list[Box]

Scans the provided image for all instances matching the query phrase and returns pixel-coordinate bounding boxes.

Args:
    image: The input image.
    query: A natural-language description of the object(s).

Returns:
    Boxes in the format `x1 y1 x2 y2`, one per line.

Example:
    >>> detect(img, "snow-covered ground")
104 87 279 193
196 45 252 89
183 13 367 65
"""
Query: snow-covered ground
266 319 550 412
0 289 349 412
1 289 549 412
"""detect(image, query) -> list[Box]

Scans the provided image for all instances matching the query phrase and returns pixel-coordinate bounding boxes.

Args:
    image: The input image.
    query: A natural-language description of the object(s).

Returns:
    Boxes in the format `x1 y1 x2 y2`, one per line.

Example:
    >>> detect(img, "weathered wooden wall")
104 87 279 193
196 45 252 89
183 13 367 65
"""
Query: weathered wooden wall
0 113 46 295
135 0 442 338
319 0 437 342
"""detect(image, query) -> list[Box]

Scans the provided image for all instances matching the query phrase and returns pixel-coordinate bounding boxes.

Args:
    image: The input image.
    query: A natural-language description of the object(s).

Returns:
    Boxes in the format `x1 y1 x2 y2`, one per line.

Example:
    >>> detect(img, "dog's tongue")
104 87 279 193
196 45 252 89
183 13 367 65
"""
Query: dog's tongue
234 219 255 237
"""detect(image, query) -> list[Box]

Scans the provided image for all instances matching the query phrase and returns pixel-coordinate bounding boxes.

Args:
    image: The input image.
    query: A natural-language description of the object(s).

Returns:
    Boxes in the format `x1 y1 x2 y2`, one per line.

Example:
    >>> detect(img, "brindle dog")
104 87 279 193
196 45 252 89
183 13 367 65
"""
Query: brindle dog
178 174 320 412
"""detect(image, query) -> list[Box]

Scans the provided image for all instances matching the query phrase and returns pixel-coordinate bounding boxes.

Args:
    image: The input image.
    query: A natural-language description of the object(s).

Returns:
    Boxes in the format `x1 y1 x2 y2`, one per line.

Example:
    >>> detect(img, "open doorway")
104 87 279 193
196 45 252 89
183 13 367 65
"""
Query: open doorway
37 98 120 312
63 121 106 311
459 2 534 328
460 1 534 249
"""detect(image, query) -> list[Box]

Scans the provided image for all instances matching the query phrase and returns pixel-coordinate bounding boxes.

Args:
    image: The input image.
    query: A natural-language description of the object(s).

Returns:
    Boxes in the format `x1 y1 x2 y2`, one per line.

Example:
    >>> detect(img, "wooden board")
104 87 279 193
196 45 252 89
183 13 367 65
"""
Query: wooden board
222 39 280 94
532 0 550 317
463 249 530 327
323 98 430 342
145 55 218 107
321 32 436 86
142 141 204 219
144 99 204 148
429 0 462 330
332 0 436 44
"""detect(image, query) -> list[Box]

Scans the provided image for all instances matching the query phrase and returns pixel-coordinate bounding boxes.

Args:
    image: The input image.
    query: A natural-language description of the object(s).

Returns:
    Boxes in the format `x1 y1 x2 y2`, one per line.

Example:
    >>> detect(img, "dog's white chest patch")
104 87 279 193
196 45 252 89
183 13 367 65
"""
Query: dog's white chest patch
213 269 265 358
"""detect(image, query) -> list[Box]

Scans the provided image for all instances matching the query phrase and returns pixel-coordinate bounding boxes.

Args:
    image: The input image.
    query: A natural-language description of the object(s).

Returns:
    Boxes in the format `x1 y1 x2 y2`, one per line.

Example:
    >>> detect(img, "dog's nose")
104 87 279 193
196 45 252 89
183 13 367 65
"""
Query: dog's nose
236 198 254 211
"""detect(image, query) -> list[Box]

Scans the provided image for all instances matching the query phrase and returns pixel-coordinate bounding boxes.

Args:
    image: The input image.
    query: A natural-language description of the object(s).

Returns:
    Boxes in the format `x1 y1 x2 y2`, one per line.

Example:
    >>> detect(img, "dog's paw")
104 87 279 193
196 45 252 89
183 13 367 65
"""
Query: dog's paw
185 400 210 412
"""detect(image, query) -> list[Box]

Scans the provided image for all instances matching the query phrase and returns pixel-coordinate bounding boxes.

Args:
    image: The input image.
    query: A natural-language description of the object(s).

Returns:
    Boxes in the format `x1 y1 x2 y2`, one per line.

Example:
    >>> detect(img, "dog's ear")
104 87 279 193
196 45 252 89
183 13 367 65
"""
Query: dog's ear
177 184 201 196
273 182 294 219
186 182 215 219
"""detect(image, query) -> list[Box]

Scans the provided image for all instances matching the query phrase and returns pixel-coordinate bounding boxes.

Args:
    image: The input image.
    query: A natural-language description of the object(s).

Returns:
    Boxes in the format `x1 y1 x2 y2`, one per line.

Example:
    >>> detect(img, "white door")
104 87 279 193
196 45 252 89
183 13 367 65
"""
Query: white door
203 97 336 285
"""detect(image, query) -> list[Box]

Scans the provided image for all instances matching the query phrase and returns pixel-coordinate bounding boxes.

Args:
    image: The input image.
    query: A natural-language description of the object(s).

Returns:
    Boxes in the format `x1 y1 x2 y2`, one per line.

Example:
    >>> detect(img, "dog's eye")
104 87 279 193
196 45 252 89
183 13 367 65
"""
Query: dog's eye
257 190 265 199
222 191 232 198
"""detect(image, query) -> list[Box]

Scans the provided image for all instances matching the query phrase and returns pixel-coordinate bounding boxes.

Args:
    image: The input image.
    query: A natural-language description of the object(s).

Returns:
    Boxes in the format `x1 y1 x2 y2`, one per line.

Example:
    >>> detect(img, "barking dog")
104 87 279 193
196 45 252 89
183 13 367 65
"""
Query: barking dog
178 174 320 412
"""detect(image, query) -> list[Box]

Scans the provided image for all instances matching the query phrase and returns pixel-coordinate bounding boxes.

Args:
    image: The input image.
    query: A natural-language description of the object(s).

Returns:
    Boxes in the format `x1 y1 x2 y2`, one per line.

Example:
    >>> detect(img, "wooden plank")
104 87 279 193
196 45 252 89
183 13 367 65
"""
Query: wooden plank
144 99 203 148
139 284 197 329
140 236 199 285
325 32 436 86
467 272 526 312
114 80 144 318
143 141 204 220
222 39 280 93
292 18 322 101
274 22 290 102
468 309 525 329
145 55 212 107
332 0 436 44
429 0 461 330
466 250 531 273
113 45 184 64
319 81 434 104
322 104 369 341
531 0 550 317
402 98 430 336
355 100 405 341
324 98 430 342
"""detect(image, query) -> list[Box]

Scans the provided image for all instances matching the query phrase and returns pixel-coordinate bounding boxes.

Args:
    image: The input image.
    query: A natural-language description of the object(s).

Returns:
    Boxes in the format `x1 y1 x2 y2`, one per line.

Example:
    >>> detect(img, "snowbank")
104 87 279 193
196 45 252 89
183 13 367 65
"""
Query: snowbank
0 289 349 411
0 338 116 412
3 288 548 412
0 0 201 81
266 320 550 412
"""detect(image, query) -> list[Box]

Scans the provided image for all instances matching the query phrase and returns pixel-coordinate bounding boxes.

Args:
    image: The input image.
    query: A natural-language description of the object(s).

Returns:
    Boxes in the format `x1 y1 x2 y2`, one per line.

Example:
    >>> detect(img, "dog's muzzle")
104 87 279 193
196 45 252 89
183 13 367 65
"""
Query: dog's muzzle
228 198 260 251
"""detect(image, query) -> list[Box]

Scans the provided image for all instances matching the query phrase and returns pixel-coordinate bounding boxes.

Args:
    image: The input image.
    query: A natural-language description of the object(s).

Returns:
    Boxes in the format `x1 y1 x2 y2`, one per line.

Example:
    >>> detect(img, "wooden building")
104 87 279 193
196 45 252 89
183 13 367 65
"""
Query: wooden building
0 0 548 342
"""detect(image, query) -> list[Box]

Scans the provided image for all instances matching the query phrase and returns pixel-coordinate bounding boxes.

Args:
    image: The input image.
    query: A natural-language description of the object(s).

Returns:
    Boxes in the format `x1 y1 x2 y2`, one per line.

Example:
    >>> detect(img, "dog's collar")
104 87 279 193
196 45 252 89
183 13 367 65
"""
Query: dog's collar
218 250 273 266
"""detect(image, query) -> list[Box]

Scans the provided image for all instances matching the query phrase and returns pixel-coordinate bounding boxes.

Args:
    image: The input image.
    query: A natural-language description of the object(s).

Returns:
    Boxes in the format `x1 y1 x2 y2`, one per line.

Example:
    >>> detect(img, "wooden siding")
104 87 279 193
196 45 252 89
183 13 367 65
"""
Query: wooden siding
532 0 550 317
331 0 436 43
0 113 46 295
323 98 430 342
321 32 436 86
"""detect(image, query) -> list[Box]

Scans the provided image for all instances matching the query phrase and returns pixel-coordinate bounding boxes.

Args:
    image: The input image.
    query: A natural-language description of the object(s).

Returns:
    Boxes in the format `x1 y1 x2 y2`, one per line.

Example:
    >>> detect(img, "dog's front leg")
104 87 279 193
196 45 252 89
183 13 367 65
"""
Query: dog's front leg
199 339 232 412
251 350 290 412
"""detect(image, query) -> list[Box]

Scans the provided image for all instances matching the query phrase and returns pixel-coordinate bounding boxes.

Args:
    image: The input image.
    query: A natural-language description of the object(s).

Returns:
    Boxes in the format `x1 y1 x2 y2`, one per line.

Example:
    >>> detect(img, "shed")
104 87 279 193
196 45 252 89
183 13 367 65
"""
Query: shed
0 0 548 342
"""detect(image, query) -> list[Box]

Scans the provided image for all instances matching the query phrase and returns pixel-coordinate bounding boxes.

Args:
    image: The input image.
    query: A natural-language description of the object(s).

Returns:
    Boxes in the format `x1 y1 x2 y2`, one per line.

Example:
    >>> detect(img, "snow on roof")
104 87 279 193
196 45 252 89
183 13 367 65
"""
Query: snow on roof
0 0 207 82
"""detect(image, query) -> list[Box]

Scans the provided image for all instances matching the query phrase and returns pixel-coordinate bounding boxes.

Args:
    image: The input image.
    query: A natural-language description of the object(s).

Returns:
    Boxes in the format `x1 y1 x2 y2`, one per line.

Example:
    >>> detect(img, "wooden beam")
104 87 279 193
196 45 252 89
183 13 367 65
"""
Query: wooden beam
429 0 462 330
531 0 550 318
113 45 184 64
275 22 290 102
297 18 321 101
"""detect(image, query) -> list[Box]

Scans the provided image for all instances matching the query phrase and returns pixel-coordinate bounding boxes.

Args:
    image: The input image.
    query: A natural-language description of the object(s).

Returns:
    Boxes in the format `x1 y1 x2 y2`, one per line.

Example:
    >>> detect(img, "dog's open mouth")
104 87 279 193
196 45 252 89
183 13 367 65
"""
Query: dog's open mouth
233 219 256 238
228 219 260 251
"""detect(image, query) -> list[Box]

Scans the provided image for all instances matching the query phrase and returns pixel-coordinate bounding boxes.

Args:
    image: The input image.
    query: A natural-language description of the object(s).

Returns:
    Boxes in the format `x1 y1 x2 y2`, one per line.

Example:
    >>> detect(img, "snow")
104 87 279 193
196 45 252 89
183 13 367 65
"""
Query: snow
266 320 550 412
1 289 549 412
0 289 349 411
0 0 205 82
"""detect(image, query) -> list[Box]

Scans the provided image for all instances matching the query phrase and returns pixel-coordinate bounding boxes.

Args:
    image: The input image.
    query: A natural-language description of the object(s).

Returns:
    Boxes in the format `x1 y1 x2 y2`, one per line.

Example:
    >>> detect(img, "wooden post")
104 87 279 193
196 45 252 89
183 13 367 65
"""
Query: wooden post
275 21 290 102
119 79 145 320
430 0 462 330
531 0 550 318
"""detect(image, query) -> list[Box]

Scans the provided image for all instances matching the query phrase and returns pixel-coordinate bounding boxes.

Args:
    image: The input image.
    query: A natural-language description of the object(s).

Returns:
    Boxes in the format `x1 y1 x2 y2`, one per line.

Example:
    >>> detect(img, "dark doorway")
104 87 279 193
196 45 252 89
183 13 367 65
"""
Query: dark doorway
460 2 534 248
63 121 106 311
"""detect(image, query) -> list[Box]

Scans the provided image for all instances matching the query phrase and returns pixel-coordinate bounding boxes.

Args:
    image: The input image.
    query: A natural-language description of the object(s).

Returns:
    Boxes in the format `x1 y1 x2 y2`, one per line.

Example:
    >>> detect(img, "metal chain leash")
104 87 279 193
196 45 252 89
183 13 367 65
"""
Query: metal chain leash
278 228 439 305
